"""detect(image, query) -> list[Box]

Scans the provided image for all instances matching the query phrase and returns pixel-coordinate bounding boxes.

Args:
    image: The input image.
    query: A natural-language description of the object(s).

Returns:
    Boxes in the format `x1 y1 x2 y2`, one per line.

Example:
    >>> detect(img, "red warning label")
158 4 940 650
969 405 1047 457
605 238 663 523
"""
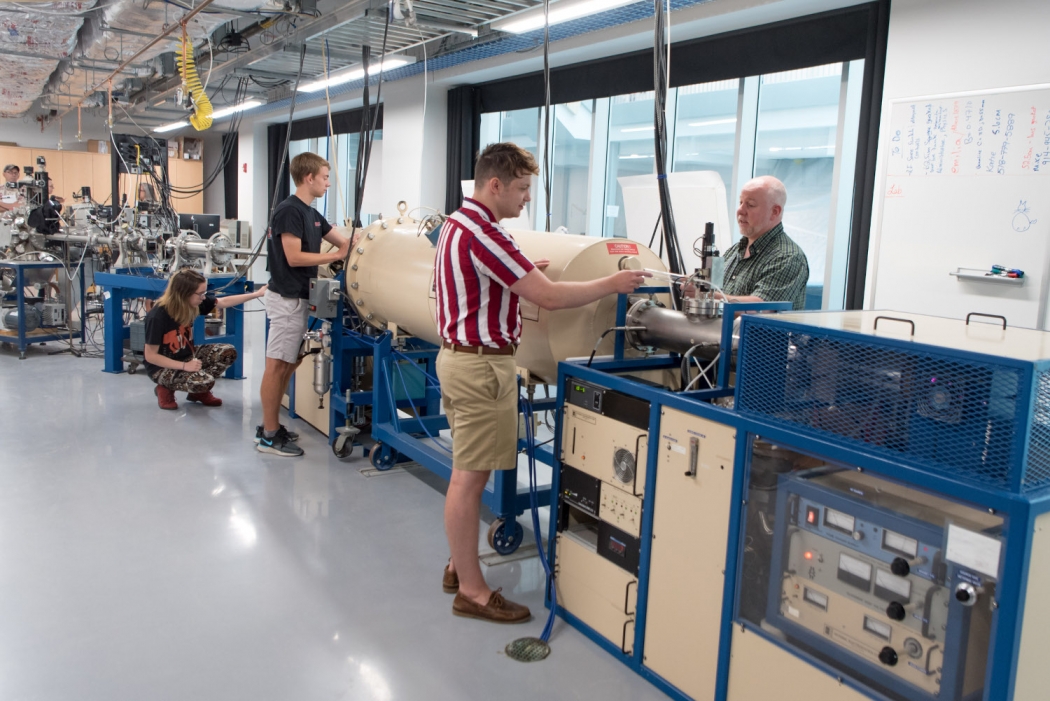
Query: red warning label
606 242 639 255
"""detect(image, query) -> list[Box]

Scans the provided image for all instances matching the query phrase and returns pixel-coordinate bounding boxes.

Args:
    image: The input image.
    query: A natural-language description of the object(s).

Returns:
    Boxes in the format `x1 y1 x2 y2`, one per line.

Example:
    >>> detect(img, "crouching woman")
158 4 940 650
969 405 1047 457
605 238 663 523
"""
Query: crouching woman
144 269 265 410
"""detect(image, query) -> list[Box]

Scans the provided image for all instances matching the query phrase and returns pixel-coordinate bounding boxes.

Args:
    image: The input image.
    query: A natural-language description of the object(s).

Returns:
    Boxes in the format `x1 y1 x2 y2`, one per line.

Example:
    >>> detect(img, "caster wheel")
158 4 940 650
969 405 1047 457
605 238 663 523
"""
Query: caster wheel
369 442 398 471
128 366 137 375
332 436 353 459
487 518 523 555
19 352 26 360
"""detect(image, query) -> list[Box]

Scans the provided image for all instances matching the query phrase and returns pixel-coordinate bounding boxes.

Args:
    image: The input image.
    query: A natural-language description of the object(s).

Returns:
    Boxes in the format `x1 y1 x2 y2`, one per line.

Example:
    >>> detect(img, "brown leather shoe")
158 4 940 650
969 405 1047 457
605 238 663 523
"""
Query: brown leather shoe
452 588 531 624
443 563 459 594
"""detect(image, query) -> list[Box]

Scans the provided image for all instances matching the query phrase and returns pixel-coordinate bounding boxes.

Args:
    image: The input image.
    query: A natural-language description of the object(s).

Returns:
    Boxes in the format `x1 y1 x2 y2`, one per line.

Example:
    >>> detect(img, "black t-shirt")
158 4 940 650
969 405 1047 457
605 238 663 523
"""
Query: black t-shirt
266 195 333 299
143 296 217 376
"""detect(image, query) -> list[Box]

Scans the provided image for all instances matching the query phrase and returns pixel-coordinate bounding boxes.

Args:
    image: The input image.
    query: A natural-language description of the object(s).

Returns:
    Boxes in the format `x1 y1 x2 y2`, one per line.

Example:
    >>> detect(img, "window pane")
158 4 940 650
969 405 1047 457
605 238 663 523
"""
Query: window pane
604 91 655 238
672 78 739 189
753 64 842 295
549 101 593 234
479 108 539 227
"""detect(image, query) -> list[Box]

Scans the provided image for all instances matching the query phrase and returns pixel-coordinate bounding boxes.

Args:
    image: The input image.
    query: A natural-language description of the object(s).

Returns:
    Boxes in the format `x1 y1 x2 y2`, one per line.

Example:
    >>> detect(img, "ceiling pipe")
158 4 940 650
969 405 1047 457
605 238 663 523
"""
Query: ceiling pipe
56 0 219 121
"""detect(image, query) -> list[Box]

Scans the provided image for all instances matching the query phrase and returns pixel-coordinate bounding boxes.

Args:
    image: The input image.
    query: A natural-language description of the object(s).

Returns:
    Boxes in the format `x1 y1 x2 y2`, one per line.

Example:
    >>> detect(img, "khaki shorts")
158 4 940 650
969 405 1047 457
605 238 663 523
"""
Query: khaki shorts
436 348 519 471
264 289 310 363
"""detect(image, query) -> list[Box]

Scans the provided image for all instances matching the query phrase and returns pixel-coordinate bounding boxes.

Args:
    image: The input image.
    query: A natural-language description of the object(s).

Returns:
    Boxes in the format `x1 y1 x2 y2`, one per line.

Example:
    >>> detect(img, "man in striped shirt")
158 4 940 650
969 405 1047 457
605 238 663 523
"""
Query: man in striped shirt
436 143 648 624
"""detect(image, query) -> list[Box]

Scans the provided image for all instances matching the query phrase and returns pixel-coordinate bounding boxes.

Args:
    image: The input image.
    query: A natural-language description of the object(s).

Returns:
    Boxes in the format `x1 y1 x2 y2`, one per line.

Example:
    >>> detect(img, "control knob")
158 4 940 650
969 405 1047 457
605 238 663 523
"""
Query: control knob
886 601 906 621
891 557 910 577
878 646 899 666
955 582 978 607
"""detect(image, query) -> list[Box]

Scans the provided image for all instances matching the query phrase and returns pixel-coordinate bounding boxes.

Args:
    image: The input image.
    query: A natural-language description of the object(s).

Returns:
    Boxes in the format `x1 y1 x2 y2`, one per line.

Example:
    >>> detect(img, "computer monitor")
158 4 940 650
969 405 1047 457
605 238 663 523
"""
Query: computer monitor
178 213 221 238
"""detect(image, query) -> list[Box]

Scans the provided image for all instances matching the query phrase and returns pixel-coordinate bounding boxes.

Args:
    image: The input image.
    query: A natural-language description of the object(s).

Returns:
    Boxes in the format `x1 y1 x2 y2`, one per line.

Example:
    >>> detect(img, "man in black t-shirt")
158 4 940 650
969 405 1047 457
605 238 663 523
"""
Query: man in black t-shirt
258 152 350 457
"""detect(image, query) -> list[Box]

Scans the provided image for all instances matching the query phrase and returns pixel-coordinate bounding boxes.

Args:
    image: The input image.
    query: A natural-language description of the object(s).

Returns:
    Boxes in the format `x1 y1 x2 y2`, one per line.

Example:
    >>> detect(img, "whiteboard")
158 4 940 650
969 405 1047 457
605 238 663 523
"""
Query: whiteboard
872 85 1050 329
618 171 732 274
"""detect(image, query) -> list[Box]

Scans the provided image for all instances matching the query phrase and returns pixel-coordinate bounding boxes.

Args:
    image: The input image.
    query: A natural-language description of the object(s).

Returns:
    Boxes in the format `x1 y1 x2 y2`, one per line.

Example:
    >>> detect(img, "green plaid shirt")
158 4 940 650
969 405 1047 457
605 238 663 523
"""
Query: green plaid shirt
722 222 809 310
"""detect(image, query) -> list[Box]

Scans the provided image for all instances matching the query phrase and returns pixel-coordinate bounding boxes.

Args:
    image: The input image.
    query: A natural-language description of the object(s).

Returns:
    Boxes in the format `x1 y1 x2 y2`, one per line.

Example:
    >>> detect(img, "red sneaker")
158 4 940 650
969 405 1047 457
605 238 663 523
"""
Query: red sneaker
187 391 222 407
155 385 178 410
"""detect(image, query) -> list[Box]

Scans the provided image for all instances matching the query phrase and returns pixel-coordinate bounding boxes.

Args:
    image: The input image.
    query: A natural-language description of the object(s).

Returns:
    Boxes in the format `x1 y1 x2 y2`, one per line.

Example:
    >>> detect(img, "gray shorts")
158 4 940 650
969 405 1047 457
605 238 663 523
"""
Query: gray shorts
264 289 310 363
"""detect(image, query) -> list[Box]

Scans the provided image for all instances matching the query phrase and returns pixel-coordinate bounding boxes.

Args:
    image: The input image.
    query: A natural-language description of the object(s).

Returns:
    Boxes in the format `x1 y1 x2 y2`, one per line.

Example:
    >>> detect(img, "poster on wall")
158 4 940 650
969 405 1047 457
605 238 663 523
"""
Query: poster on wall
872 85 1050 329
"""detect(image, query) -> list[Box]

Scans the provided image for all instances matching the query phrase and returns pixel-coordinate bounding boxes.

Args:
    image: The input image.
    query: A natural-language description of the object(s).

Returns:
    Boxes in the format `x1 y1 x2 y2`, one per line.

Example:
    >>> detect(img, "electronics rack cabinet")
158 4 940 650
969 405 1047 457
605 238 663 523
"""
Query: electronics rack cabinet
728 311 1050 701
547 310 1050 701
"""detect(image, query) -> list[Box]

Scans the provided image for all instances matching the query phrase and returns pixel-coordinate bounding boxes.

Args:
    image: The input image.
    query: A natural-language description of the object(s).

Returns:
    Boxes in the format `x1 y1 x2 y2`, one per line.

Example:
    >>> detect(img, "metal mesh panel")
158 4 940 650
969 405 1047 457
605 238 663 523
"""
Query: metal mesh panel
1025 370 1050 491
737 322 1031 491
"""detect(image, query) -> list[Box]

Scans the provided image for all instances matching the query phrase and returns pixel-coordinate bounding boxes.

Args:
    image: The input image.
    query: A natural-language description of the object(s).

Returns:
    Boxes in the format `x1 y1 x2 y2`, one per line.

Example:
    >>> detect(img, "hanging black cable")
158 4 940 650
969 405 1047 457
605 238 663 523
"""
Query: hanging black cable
652 0 685 276
541 0 552 232
352 1 392 229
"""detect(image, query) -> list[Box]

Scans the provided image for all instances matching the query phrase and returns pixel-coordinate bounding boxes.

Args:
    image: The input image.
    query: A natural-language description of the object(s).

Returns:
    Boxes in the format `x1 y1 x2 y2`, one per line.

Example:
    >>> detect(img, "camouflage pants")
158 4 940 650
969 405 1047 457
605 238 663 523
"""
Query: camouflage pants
150 344 237 394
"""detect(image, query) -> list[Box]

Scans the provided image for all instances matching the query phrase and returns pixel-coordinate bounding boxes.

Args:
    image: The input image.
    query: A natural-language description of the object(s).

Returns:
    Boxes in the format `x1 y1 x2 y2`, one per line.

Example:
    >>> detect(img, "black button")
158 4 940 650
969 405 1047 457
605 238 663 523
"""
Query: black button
886 601 906 621
891 557 910 577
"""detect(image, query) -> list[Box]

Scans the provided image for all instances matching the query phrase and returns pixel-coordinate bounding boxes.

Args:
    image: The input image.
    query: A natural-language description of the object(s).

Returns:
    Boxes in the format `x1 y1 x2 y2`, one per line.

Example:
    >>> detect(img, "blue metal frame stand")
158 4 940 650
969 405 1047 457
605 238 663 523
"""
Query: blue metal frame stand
94 270 252 378
323 295 555 552
0 259 79 359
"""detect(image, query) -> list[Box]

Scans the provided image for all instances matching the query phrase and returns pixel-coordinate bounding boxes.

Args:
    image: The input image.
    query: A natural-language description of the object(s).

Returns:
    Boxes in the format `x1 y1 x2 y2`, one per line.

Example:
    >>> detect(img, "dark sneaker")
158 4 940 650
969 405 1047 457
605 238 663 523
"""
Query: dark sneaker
254 425 300 444
452 588 530 624
257 432 304 457
443 563 459 594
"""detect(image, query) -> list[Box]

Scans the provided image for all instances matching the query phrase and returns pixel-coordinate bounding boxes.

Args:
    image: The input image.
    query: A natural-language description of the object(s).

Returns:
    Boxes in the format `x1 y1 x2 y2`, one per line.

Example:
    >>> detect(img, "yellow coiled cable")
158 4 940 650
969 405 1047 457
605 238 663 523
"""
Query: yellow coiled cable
176 36 213 131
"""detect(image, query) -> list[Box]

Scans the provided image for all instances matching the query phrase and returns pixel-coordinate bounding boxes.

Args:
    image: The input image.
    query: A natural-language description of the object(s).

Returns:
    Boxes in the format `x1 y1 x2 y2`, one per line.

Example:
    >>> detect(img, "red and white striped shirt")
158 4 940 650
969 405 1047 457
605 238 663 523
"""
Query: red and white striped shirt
434 198 535 348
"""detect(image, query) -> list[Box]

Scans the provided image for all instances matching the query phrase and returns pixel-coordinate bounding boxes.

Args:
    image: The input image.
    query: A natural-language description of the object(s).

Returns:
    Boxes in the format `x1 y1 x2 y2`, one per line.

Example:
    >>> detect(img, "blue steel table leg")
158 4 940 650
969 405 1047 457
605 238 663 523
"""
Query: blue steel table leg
79 265 87 345
102 286 125 373
224 302 244 379
16 266 26 359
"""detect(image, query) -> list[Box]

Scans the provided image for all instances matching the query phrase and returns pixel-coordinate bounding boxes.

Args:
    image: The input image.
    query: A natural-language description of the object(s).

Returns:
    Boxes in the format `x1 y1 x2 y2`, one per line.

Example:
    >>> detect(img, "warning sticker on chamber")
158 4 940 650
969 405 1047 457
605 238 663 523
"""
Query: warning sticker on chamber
606 242 639 255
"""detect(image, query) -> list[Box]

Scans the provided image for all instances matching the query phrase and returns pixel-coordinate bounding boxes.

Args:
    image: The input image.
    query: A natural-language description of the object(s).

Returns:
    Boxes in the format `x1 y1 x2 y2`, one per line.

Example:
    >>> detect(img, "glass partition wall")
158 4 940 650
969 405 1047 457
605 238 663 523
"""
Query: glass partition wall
478 60 865 310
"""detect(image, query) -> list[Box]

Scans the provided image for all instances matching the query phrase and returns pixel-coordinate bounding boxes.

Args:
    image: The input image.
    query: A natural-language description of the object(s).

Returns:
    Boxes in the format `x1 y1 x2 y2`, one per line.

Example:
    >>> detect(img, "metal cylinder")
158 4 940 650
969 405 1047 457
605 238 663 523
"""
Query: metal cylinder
313 351 331 396
343 216 669 383
625 300 729 357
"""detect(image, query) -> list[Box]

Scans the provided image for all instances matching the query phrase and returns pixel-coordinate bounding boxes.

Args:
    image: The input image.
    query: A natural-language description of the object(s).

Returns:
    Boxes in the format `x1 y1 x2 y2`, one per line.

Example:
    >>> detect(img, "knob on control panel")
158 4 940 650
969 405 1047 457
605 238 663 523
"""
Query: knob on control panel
879 647 899 666
955 581 978 607
886 601 906 621
891 557 911 577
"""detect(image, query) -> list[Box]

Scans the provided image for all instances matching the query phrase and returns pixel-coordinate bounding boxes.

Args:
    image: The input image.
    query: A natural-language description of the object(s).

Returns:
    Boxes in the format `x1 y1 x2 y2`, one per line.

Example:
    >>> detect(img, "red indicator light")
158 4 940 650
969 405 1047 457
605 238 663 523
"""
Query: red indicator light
804 551 813 560
806 506 819 525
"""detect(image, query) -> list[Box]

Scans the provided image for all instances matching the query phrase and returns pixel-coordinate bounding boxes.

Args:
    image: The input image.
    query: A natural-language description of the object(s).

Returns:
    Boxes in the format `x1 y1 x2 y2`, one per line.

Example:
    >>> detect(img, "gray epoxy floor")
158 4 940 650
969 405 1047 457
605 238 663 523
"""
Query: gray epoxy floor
0 316 666 701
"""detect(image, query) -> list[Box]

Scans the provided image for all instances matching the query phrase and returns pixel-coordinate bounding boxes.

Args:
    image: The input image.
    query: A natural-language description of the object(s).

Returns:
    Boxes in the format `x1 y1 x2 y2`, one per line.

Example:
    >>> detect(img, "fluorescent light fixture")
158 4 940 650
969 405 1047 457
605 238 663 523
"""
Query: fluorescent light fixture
299 56 414 93
620 125 655 133
211 100 262 120
153 120 189 133
687 118 736 128
493 0 638 34
152 100 262 133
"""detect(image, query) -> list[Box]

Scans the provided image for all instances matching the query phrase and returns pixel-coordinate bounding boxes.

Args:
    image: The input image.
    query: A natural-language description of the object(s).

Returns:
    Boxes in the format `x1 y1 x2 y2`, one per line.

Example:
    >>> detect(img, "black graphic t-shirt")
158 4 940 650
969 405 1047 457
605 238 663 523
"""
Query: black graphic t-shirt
266 194 333 299
143 296 217 377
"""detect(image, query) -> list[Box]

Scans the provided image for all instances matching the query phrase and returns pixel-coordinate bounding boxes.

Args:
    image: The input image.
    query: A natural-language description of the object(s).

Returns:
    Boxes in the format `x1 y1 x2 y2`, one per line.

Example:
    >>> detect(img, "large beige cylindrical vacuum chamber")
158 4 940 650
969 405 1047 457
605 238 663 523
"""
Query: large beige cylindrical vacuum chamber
342 214 668 383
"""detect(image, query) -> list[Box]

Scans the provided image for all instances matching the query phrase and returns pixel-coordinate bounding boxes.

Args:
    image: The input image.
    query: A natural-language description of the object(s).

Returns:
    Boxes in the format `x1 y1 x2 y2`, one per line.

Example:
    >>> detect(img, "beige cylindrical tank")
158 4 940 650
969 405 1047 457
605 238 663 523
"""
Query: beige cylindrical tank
343 214 668 383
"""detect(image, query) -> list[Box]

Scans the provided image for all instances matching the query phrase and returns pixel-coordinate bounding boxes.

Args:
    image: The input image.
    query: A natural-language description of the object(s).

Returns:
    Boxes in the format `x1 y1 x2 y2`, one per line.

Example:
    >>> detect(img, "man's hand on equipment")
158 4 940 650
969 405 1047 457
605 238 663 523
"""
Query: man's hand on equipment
610 269 651 294
533 258 551 271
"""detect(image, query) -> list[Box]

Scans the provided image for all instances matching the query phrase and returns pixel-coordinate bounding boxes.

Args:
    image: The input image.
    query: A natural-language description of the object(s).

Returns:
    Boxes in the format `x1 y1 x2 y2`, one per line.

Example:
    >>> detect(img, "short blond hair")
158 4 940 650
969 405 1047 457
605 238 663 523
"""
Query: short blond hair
290 152 329 186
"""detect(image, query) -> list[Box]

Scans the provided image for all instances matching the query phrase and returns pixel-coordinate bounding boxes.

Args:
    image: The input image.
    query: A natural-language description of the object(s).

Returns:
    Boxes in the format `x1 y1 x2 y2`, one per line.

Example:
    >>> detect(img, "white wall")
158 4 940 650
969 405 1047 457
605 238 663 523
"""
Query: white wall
864 0 1050 307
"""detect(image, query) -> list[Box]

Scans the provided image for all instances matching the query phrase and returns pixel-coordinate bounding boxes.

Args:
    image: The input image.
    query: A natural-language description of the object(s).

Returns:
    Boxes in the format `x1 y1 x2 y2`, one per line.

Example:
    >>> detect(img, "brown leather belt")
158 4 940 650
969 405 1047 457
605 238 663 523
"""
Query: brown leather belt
442 340 517 356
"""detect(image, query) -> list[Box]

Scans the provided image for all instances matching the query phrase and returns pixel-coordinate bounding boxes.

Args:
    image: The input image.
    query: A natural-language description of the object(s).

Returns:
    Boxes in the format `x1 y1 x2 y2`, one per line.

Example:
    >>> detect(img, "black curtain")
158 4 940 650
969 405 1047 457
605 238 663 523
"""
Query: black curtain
475 5 876 112
222 133 238 219
265 104 384 218
445 86 481 214
267 123 291 215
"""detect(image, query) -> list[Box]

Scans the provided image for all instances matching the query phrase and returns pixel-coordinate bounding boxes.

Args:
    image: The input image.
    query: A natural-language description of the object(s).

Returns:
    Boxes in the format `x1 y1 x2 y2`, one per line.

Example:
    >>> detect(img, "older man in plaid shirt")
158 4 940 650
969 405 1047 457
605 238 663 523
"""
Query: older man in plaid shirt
721 175 809 310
